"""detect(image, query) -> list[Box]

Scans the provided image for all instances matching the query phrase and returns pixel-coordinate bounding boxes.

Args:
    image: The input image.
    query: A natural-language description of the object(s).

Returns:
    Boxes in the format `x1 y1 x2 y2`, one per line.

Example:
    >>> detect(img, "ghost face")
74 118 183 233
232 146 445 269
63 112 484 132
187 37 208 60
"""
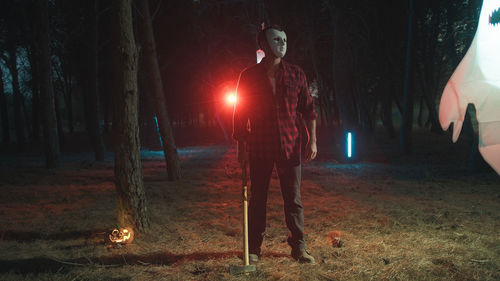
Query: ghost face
265 28 287 58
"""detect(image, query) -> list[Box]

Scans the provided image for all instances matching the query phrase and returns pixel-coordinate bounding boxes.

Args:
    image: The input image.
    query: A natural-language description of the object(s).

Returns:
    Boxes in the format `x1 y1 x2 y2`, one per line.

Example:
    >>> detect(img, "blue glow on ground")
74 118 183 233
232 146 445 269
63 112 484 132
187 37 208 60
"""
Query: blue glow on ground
347 132 352 158
141 145 231 160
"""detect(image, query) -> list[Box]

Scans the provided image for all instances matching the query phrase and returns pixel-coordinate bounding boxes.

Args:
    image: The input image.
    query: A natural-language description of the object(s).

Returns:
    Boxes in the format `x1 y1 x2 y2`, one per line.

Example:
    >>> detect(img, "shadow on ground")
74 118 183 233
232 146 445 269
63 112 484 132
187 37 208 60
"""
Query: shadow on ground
0 229 109 242
0 251 289 274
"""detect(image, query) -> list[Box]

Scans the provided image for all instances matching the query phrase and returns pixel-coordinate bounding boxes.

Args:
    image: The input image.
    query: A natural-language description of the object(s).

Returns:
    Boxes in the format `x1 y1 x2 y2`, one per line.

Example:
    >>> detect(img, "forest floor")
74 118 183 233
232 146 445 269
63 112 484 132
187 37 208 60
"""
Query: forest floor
0 127 499 281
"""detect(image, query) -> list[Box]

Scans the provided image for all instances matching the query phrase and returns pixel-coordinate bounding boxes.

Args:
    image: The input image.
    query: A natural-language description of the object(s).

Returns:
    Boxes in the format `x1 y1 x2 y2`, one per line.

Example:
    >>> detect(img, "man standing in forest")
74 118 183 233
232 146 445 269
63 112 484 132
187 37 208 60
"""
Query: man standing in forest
233 25 317 264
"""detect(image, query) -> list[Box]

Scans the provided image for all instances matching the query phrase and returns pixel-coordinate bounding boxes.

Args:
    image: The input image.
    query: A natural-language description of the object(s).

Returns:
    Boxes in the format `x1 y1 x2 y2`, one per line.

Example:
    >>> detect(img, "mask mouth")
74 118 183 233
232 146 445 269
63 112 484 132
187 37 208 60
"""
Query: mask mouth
271 46 286 58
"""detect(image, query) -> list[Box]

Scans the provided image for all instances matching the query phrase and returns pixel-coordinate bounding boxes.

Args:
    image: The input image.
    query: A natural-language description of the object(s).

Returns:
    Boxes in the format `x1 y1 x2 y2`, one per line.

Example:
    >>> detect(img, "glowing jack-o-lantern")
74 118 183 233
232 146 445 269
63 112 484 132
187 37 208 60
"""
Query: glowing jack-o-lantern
108 227 134 244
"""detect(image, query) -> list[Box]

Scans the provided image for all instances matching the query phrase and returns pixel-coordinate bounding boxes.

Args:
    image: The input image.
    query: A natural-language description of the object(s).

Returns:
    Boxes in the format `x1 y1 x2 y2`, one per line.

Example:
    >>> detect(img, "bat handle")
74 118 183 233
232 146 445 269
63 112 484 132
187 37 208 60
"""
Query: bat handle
241 162 248 187
243 183 250 266
241 162 250 266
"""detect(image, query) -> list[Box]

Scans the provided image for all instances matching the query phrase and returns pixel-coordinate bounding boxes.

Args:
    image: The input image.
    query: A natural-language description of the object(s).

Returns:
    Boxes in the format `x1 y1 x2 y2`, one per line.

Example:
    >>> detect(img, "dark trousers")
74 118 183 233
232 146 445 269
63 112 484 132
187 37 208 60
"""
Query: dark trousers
248 156 304 255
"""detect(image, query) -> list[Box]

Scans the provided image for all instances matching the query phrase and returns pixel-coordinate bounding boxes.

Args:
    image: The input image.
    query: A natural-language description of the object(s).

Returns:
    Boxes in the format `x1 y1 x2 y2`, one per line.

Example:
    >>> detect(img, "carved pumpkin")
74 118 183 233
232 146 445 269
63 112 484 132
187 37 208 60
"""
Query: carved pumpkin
108 227 134 244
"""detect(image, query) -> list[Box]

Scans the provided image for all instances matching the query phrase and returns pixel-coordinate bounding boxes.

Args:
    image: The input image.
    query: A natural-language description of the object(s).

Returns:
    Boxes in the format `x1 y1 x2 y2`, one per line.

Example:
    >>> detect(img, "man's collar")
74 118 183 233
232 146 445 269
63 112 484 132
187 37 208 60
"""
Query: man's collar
258 58 287 70
279 59 287 69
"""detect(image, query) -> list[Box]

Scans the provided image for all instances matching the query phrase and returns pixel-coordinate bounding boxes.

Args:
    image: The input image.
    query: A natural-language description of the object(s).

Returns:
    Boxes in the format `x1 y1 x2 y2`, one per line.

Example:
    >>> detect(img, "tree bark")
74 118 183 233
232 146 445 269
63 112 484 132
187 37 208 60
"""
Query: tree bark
0 66 9 143
136 0 181 181
112 0 150 233
38 0 60 168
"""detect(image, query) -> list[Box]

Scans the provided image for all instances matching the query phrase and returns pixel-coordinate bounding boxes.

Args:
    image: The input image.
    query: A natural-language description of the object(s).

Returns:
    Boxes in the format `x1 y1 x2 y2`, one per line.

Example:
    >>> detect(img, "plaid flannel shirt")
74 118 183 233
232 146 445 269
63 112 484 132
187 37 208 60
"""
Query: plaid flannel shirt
233 60 317 160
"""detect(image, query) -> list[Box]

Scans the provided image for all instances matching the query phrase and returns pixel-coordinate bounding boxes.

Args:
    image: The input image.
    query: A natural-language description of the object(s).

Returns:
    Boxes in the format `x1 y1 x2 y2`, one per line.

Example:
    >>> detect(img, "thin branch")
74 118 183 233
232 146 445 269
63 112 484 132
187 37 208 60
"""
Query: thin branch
470 259 489 263
47 256 122 268
47 257 85 267
151 0 163 21
132 1 144 19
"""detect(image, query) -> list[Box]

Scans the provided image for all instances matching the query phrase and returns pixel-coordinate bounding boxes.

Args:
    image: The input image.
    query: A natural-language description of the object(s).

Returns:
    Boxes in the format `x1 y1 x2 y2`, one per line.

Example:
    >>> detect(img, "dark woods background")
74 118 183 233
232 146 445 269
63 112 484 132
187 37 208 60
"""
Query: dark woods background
0 0 482 158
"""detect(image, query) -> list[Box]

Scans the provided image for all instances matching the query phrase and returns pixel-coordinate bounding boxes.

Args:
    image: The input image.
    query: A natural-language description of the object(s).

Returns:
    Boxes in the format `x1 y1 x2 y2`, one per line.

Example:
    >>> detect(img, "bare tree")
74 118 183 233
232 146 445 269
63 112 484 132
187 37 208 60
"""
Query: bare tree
400 0 415 155
112 0 150 232
5 30 26 150
28 45 41 142
38 0 60 168
136 0 181 181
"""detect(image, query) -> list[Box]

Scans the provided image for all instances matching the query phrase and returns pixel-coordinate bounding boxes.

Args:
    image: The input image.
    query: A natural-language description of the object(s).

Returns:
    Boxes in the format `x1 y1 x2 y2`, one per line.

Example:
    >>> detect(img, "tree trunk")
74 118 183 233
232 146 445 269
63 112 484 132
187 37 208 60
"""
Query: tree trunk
28 46 41 142
38 0 60 168
64 80 74 134
330 7 357 129
138 74 162 150
6 45 26 150
54 89 65 146
353 58 371 132
136 0 181 181
400 0 414 155
417 94 424 127
423 88 441 133
112 0 150 233
305 2 332 128
88 0 105 161
0 66 9 143
379 60 395 138
21 90 31 140
61 65 74 134
463 106 486 171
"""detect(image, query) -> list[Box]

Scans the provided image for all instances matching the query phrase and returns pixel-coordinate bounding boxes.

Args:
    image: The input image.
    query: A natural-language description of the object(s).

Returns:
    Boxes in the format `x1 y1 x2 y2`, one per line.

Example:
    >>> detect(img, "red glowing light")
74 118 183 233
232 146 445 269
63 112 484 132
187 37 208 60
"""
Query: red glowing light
226 92 237 105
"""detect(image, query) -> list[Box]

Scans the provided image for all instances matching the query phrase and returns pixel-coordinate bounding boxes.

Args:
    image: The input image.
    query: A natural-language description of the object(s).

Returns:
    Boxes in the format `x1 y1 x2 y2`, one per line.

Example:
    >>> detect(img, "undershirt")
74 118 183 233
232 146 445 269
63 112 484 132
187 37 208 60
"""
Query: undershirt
268 76 276 95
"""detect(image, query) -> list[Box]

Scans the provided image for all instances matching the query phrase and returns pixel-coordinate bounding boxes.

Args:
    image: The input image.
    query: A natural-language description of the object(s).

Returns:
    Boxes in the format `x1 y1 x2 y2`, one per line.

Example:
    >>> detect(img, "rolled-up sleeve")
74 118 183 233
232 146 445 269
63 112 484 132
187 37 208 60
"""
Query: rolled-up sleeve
297 70 317 121
232 71 250 142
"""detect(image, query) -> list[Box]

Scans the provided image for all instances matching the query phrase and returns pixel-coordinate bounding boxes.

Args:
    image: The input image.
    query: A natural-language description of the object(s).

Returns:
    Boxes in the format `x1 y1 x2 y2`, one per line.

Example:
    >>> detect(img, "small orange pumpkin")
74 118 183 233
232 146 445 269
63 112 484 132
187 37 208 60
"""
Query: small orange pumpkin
326 230 343 247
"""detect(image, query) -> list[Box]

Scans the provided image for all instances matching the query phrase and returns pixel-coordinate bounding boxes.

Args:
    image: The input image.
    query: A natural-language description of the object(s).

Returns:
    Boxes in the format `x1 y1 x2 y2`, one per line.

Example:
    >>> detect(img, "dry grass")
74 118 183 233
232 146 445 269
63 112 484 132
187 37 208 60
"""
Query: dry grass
0 129 499 280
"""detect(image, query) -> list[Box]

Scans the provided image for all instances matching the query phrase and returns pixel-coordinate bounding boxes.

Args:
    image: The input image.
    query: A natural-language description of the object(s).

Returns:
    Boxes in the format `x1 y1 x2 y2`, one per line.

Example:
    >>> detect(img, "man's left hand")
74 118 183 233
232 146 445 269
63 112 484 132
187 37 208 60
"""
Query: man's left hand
304 141 317 162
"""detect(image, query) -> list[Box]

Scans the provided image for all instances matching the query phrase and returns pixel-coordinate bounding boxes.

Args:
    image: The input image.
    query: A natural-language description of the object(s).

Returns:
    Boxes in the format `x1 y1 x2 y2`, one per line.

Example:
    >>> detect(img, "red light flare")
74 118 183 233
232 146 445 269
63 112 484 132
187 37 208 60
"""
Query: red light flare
226 91 237 105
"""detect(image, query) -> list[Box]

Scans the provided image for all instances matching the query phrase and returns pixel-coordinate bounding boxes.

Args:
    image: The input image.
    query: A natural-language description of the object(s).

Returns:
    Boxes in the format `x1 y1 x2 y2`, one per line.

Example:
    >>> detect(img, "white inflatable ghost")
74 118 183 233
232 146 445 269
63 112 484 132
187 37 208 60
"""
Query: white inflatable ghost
439 0 500 174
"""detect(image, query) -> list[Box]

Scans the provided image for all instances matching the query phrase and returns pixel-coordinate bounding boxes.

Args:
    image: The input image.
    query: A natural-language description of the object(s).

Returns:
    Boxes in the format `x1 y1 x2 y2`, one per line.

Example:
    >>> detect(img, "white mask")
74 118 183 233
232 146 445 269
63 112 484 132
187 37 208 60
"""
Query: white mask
265 28 287 58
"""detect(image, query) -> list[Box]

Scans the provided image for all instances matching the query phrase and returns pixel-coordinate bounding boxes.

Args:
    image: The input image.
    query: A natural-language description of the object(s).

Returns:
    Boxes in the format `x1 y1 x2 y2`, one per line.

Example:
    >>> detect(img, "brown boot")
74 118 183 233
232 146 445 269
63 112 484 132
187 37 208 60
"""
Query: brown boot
291 248 316 264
